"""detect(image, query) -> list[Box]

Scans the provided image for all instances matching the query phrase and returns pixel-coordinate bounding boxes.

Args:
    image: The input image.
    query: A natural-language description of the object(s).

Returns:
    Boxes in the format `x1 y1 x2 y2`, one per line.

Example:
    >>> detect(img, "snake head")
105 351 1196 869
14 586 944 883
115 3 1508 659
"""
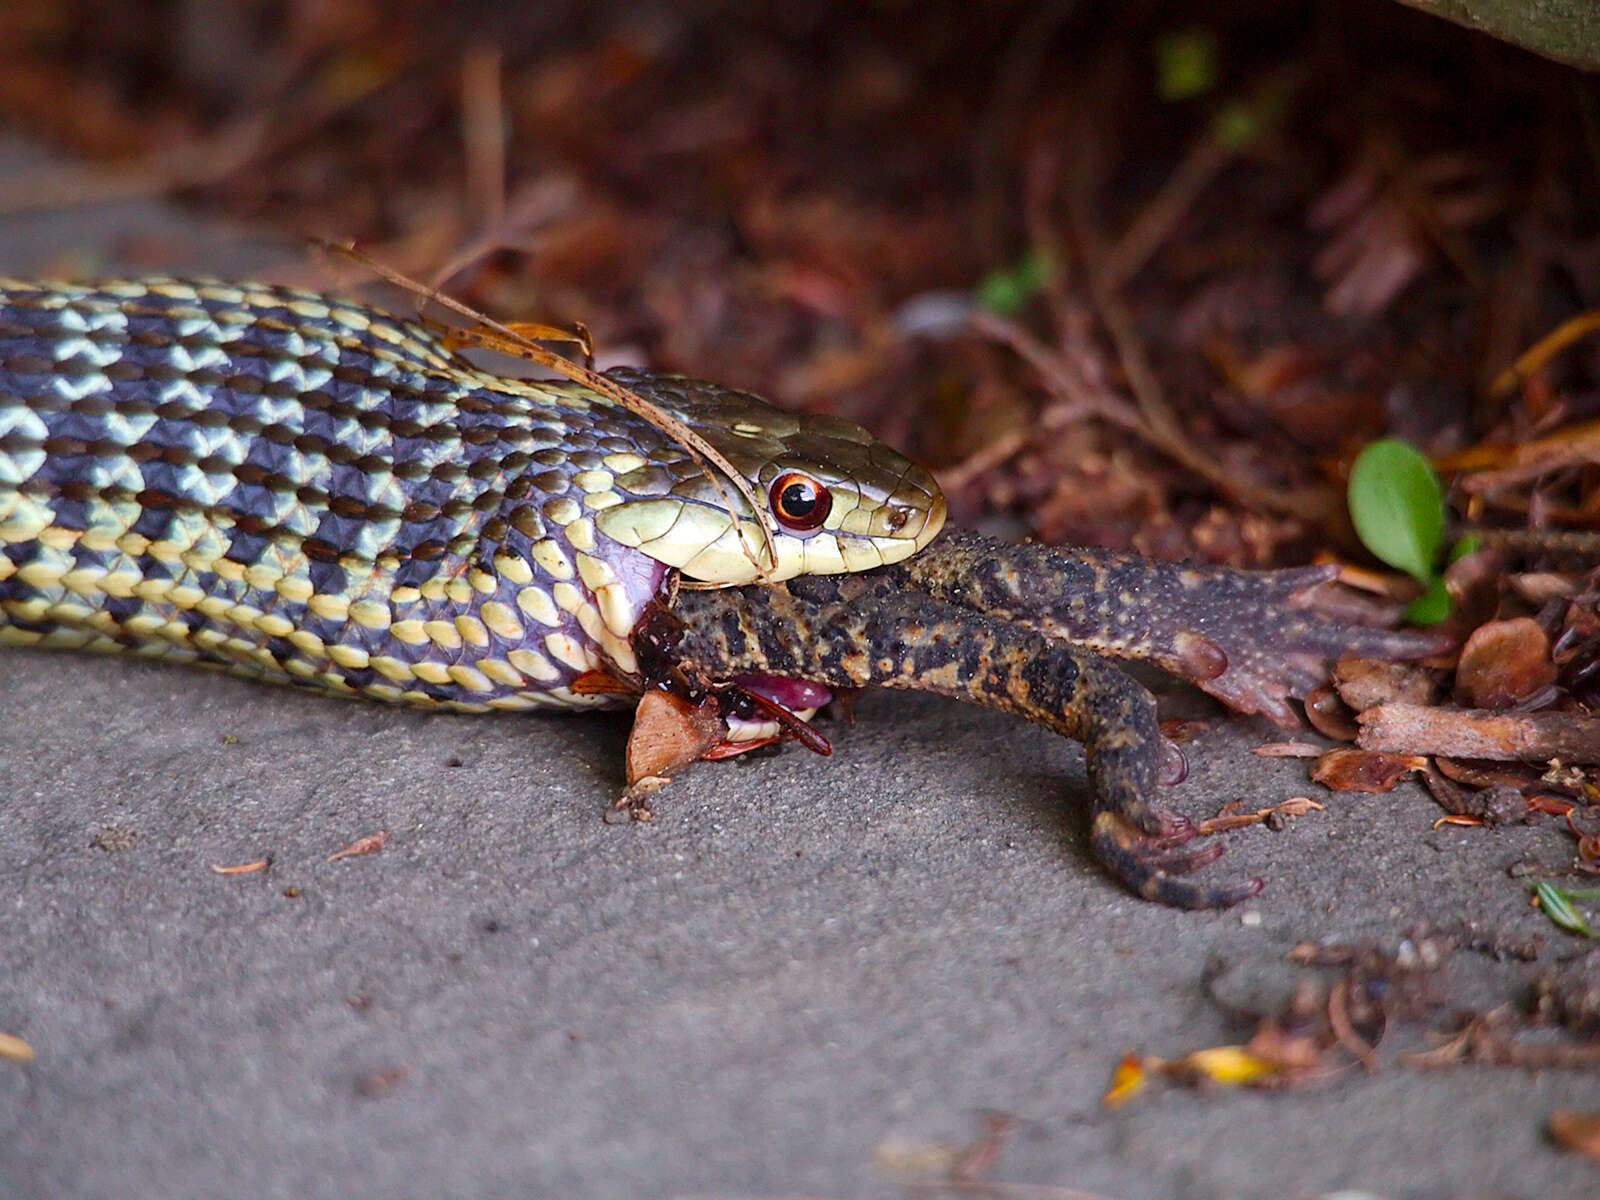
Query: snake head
592 368 946 584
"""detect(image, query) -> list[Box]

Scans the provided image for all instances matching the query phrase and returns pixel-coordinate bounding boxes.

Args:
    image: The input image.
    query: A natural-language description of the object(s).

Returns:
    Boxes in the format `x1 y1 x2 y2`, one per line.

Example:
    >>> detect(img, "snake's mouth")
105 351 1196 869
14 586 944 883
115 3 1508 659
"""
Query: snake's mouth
598 477 947 585
716 673 833 746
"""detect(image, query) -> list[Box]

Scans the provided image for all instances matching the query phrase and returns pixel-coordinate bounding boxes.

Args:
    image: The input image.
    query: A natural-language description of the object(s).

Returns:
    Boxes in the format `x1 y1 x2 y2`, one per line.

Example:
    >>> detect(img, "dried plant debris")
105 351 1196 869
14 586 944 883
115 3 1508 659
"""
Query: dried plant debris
1310 748 1425 794
89 826 141 853
325 831 389 864
0 1032 34 1064
1548 1109 1600 1165
1107 932 1600 1107
208 858 270 876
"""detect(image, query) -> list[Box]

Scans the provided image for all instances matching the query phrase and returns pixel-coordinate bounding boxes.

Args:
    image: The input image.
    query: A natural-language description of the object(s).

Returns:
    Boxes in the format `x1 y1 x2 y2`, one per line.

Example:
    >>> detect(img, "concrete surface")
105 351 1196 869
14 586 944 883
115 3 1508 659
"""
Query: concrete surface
1 146 1597 1199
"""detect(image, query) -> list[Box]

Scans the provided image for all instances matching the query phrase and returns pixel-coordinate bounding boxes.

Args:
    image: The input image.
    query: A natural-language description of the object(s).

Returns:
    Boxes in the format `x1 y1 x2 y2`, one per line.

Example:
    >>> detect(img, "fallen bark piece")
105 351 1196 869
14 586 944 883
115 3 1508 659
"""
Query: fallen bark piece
1359 703 1600 763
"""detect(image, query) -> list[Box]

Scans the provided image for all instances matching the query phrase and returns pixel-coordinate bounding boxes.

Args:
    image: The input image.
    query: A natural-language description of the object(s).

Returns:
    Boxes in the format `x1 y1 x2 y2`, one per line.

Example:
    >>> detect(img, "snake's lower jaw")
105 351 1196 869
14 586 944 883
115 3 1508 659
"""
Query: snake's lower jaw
641 496 947 585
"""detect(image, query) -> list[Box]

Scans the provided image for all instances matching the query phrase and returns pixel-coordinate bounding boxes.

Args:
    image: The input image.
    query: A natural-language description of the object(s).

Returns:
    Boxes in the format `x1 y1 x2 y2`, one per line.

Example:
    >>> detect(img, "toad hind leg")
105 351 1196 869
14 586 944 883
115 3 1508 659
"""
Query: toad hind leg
671 573 1263 909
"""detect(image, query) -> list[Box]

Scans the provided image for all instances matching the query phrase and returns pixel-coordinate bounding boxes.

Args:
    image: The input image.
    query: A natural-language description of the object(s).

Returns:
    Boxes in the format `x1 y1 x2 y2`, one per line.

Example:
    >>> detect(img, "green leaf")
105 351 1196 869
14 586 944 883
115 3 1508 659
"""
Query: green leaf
975 251 1053 316
1348 439 1445 582
1154 29 1219 102
1447 533 1481 563
1403 575 1451 625
1533 880 1595 938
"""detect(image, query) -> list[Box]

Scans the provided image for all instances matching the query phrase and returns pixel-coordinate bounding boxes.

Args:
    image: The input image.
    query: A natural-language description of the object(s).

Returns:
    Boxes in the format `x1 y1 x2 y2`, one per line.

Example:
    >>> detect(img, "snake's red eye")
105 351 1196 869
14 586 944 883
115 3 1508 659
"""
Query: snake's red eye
769 471 831 532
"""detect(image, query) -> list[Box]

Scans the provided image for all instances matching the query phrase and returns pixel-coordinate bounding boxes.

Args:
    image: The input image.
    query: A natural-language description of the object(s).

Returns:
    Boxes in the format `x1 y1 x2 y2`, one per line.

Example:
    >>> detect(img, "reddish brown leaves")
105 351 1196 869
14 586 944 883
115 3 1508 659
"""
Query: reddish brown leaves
1311 748 1425 794
1455 618 1558 710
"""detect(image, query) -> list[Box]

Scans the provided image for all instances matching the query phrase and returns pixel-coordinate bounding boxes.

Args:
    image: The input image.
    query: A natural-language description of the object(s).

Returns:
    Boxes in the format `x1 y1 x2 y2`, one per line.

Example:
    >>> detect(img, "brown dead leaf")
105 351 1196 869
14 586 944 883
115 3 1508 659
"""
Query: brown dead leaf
1304 684 1360 742
1312 748 1425 793
1456 618 1558 709
1434 758 1542 789
625 688 726 784
1548 1109 1600 1162
1421 768 1527 825
1509 573 1578 606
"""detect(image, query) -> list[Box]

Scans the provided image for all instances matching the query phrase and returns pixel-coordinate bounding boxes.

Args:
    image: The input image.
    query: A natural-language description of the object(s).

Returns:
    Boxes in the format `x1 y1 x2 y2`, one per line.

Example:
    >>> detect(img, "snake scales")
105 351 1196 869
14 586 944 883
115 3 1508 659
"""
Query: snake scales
0 279 1436 907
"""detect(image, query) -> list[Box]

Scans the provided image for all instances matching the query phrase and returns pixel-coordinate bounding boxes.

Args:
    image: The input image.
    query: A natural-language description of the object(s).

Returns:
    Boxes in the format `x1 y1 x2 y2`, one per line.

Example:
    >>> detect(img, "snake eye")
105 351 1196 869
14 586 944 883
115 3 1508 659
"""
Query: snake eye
768 471 831 532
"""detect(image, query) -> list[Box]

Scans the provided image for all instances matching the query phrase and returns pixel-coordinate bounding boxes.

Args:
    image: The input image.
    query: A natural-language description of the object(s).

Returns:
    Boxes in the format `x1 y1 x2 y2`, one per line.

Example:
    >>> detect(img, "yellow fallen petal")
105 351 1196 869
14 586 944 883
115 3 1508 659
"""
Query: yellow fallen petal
1179 1045 1281 1086
0 1031 35 1063
1102 1053 1150 1108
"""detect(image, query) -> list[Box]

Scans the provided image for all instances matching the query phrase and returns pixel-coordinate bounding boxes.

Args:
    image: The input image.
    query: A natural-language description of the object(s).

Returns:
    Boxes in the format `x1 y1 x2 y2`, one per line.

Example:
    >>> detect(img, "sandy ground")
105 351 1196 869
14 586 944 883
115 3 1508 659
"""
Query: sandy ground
1 139 1597 1199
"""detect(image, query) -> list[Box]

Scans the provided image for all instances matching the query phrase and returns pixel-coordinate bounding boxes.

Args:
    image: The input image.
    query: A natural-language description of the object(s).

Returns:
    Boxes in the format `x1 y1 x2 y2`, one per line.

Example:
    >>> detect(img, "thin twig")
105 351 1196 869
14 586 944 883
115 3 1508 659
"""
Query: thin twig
460 44 507 235
1326 977 1379 1072
936 428 1029 493
1489 310 1600 399
1061 142 1334 521
1103 135 1231 288
966 310 1144 432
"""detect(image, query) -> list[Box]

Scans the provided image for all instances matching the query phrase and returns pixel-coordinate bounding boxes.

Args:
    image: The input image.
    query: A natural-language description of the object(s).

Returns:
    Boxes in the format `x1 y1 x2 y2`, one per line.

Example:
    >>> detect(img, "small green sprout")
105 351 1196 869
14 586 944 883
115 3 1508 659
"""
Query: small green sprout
1347 438 1466 625
975 251 1054 317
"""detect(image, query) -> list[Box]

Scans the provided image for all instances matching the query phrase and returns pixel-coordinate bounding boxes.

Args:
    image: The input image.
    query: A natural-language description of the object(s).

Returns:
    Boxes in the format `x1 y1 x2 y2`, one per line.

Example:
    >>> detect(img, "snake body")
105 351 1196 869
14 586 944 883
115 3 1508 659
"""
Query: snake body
1 278 1440 907
0 279 942 712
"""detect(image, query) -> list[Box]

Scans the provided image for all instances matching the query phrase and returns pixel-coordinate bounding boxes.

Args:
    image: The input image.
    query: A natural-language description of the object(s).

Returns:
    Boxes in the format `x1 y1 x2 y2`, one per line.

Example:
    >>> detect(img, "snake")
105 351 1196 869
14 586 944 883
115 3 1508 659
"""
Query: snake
0 278 1438 907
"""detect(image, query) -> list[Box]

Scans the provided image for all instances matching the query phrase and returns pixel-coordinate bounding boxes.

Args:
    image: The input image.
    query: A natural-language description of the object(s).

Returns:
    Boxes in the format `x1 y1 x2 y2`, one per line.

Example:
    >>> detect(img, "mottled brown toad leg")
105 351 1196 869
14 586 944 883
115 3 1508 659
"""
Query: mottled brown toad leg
898 531 1449 728
669 573 1262 909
